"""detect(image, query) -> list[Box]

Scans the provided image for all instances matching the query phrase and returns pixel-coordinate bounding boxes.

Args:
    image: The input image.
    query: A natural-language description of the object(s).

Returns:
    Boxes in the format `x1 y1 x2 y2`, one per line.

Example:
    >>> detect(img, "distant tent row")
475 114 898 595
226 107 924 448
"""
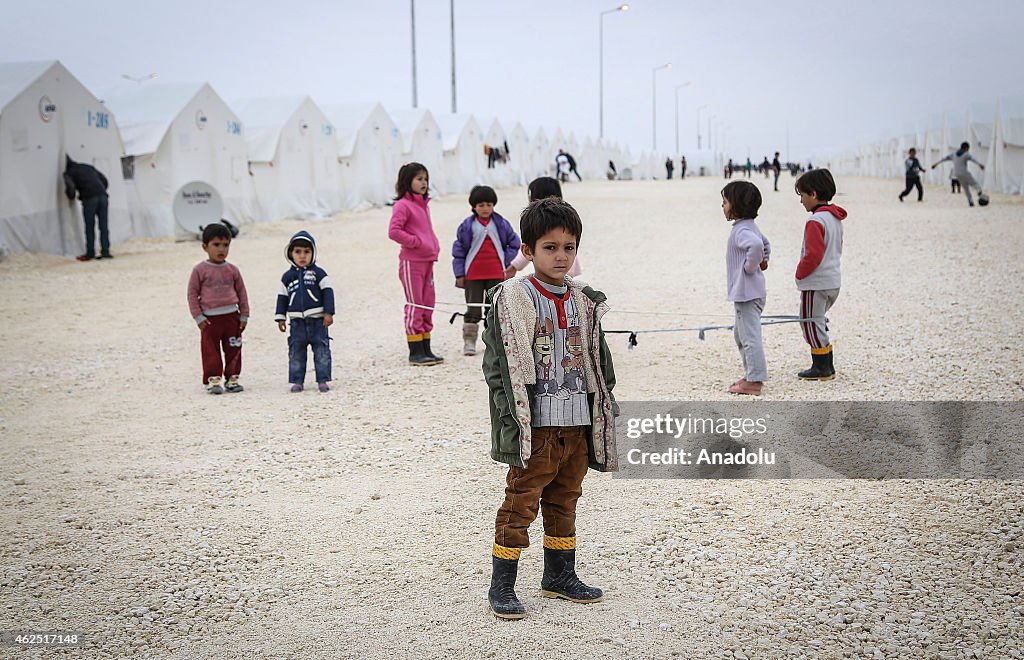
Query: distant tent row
829 97 1024 196
1 60 646 256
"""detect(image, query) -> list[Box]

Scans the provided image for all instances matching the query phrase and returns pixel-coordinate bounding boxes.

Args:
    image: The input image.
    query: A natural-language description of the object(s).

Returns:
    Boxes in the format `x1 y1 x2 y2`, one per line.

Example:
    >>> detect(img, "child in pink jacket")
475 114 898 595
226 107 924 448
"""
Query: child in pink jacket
388 162 443 366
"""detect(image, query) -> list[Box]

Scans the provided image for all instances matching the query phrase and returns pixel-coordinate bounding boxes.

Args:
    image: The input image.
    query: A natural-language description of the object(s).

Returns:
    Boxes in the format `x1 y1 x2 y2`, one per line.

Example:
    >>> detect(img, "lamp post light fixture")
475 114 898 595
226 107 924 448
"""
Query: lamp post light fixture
651 62 671 151
598 4 629 139
673 82 691 156
121 73 157 85
696 104 708 150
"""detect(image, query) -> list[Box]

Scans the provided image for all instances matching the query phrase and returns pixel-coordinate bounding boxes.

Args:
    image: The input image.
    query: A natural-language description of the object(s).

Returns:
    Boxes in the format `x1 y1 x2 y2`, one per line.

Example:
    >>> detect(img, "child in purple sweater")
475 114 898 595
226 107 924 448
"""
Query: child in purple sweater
722 181 770 396
187 223 250 394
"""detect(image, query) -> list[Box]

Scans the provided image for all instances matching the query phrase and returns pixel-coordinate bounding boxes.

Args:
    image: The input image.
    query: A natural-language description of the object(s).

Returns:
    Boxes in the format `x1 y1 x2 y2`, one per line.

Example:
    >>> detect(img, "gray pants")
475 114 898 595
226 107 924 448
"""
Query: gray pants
957 173 983 205
734 298 768 382
799 288 839 349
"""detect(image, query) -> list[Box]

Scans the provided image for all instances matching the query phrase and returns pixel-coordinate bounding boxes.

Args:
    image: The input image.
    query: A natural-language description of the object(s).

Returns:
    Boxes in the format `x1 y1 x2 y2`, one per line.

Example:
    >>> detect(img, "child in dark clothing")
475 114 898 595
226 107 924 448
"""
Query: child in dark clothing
275 231 334 393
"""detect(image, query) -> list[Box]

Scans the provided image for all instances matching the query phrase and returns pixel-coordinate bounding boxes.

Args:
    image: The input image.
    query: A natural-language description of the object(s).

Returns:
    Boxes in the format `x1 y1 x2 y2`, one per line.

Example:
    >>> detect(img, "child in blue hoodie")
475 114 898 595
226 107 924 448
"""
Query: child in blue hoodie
275 231 335 392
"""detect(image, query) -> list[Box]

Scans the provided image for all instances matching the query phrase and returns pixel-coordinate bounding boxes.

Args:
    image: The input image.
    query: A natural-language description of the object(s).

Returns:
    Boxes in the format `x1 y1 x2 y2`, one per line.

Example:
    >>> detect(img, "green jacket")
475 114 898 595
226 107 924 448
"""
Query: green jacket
481 276 619 471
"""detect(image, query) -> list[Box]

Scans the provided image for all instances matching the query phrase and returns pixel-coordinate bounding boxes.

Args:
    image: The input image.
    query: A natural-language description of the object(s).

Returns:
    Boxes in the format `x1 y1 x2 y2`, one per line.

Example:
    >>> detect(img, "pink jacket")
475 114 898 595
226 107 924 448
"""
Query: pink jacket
388 193 440 262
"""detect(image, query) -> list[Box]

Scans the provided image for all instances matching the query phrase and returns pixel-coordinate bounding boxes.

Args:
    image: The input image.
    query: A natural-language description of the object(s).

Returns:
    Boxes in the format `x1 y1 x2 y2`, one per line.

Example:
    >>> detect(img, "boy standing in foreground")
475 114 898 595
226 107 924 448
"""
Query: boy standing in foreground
794 169 847 381
187 223 249 394
482 198 618 620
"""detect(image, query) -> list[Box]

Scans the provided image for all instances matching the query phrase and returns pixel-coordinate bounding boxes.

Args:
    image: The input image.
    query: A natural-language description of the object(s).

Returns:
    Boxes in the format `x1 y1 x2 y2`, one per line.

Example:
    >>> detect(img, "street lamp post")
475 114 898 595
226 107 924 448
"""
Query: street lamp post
410 0 418 108
696 104 707 150
708 115 716 150
121 73 157 85
598 4 629 139
651 62 671 151
673 82 691 156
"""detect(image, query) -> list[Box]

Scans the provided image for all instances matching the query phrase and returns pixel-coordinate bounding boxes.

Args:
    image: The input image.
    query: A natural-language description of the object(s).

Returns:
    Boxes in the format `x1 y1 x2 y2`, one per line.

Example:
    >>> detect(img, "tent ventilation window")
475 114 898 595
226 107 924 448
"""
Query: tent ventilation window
121 156 135 181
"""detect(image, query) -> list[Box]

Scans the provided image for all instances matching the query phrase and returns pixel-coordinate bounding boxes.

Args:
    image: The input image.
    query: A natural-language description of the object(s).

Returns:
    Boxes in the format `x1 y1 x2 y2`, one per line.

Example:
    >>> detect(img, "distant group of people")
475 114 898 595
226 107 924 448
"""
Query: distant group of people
899 142 987 207
663 156 688 179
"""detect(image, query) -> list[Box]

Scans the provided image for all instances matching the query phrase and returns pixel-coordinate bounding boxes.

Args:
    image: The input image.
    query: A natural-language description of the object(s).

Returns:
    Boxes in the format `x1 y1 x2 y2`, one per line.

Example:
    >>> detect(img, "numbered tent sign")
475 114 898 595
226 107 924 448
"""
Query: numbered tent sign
172 181 223 234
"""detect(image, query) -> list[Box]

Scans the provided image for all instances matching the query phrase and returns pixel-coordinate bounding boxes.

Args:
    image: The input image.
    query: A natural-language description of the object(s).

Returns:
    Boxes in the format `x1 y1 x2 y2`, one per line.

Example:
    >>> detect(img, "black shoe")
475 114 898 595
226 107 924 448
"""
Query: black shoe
540 547 603 603
422 336 444 363
98 253 113 259
898 194 904 202
407 339 438 366
488 556 526 620
798 348 836 381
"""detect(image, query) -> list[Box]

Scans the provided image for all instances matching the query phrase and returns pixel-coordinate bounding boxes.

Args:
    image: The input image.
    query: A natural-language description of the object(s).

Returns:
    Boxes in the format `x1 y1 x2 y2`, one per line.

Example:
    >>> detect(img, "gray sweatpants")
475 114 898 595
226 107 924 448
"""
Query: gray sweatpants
957 173 983 205
799 288 840 349
734 298 768 382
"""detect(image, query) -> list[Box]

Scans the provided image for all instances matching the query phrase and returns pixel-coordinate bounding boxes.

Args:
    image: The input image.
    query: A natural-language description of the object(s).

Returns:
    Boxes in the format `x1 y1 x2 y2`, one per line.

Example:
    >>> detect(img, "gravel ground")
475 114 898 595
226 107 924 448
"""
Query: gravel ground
1 175 1022 658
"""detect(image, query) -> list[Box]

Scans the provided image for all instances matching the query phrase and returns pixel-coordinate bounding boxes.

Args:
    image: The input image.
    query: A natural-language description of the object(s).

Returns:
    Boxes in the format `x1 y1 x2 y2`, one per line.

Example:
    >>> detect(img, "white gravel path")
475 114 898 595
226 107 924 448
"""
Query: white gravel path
1 176 1021 658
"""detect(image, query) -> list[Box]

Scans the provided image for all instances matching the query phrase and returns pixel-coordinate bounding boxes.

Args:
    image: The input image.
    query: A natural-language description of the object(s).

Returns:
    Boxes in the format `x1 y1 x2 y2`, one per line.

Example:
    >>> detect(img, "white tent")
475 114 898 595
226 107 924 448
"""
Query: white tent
502 120 531 186
235 96 340 221
477 116 513 188
389 107 443 196
984 97 1024 195
527 126 551 180
435 114 484 195
324 102 404 210
104 83 259 237
0 61 129 255
580 136 607 179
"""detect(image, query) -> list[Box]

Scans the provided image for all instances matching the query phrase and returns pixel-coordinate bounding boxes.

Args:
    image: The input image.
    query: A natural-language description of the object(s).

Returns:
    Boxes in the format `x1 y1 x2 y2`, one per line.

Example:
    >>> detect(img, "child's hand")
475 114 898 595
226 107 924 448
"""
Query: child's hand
760 259 769 271
322 313 334 328
455 277 465 289
197 319 209 330
504 266 516 279
239 321 247 333
277 319 287 332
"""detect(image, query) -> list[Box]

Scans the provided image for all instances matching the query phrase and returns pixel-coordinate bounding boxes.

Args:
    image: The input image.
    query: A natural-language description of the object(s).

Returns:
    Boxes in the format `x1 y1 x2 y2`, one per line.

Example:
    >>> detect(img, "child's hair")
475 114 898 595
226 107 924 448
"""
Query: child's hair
960 141 970 150
520 198 582 249
795 168 837 202
394 162 429 200
469 185 497 207
202 223 231 244
290 238 312 253
908 148 917 155
527 176 562 202
721 180 762 219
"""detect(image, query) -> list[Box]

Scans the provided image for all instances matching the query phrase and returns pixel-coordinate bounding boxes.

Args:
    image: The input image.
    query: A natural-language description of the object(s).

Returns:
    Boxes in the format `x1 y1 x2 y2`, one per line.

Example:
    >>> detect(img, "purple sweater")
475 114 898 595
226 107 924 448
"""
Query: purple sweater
725 219 771 302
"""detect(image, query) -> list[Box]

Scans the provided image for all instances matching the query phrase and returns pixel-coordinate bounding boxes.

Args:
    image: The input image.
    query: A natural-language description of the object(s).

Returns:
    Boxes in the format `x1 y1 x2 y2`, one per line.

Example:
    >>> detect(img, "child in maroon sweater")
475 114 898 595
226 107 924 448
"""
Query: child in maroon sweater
187 223 250 394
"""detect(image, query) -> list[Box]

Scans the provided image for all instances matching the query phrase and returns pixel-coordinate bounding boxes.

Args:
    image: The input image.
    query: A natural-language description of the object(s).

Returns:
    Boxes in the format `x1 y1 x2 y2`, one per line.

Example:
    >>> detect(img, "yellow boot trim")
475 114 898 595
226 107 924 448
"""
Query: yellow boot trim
492 544 522 560
543 535 576 550
406 333 423 342
422 332 431 339
811 345 833 356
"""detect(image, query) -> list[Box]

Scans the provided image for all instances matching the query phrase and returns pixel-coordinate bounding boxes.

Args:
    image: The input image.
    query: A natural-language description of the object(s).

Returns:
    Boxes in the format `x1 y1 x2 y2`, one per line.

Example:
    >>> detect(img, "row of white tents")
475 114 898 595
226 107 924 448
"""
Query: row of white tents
1 61 652 256
828 98 1024 196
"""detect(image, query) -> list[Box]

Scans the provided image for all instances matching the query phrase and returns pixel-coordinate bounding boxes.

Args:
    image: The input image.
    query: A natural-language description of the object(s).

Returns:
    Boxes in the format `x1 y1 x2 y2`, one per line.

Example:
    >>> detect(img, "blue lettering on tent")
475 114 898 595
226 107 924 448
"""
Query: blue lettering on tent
88 111 110 129
323 124 333 137
227 120 241 135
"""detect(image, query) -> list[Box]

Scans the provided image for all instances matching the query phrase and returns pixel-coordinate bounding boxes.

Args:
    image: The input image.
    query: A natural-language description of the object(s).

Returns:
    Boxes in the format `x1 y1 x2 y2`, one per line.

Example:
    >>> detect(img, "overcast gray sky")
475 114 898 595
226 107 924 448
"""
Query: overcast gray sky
3 0 1023 166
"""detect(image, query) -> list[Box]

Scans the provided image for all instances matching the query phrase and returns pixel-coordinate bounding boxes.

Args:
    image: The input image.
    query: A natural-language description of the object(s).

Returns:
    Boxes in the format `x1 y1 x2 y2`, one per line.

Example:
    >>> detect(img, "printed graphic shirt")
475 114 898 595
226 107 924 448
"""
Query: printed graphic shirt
521 277 591 427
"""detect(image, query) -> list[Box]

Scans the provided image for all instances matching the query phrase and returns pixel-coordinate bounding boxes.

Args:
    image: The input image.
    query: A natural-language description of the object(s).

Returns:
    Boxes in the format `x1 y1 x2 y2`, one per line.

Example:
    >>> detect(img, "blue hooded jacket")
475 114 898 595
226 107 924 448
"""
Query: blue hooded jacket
275 230 335 320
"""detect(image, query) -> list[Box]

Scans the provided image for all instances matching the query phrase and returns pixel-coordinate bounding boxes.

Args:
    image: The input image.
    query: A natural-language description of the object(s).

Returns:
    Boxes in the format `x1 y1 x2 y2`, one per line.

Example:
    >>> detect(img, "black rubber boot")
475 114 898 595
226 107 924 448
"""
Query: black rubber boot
408 339 438 366
798 347 835 380
422 335 444 363
488 556 526 620
540 547 603 603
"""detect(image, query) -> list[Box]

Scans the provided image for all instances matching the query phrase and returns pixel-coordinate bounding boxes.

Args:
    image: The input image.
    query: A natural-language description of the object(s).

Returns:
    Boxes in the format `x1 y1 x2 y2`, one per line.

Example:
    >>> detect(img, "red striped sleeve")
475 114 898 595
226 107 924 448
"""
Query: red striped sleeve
795 221 826 280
